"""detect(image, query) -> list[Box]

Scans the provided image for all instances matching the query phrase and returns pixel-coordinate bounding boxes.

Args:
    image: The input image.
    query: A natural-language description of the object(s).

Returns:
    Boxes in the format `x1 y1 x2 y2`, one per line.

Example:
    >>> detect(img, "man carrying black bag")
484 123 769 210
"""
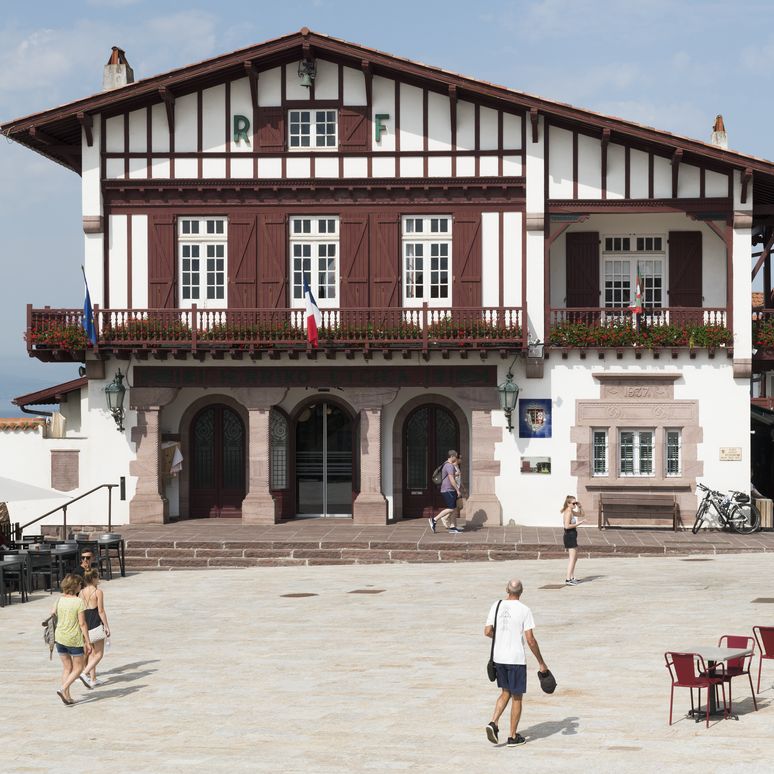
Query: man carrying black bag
484 579 549 747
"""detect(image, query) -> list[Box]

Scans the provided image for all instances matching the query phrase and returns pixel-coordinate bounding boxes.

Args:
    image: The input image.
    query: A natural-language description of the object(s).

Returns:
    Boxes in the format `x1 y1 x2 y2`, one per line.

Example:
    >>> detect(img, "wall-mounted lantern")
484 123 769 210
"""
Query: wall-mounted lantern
497 367 521 432
298 59 316 88
104 370 126 432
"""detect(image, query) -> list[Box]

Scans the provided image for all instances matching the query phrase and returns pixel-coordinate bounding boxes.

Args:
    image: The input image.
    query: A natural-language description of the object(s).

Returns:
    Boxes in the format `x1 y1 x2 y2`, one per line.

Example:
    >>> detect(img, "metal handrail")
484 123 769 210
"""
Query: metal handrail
14 482 119 541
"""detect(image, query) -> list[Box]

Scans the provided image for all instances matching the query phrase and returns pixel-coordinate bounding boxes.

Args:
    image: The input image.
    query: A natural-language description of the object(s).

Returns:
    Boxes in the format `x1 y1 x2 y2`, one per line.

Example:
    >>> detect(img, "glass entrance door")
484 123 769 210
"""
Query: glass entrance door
295 402 353 516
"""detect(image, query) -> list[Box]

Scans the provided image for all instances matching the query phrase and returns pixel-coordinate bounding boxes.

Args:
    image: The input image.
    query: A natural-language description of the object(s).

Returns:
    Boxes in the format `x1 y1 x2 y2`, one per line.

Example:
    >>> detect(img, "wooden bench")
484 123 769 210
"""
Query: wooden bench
598 493 680 531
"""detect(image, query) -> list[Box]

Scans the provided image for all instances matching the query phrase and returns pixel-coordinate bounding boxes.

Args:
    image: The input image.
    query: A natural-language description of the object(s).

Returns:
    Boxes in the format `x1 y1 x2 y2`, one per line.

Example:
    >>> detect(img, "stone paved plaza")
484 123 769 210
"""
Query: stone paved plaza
2 553 774 773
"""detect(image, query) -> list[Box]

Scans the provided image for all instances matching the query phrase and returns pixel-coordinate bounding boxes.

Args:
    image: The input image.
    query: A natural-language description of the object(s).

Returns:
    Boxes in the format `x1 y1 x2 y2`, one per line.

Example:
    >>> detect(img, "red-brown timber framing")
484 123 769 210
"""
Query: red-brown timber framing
4 26 774 205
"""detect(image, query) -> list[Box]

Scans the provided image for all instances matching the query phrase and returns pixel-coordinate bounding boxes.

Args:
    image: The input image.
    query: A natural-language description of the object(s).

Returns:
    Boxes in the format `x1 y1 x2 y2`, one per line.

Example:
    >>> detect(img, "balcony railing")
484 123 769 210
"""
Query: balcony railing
548 307 731 349
26 304 524 359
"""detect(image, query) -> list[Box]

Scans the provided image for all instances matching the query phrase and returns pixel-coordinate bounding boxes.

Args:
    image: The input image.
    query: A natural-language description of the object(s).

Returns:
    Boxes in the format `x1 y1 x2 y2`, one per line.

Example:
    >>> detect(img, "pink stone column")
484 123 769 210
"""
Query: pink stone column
241 406 278 524
461 408 503 527
352 406 388 524
129 407 167 524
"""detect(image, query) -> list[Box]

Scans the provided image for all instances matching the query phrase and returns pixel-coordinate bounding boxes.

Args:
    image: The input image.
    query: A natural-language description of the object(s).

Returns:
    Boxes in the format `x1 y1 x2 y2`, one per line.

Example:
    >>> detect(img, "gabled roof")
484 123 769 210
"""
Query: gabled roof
13 377 86 408
3 27 774 186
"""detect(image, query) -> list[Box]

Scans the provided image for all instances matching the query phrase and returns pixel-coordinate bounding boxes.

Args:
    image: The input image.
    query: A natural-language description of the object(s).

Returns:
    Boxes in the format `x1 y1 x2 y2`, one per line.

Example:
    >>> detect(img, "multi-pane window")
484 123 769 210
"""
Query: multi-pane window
592 430 609 476
665 429 681 476
619 429 654 476
178 217 227 307
603 234 665 309
290 217 339 306
288 110 337 149
402 215 452 306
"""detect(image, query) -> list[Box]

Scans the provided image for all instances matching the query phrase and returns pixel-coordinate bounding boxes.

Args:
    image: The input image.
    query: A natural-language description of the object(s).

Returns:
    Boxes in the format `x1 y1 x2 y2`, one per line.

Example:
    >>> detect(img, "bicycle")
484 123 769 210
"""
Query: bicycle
691 483 761 534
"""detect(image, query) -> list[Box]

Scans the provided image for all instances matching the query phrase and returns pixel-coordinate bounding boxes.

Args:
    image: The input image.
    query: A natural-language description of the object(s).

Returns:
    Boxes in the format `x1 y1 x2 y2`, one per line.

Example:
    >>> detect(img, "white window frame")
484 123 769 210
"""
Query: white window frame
401 215 452 308
178 217 227 308
618 428 655 477
665 428 682 477
289 216 340 309
288 109 338 150
592 429 609 476
601 234 666 310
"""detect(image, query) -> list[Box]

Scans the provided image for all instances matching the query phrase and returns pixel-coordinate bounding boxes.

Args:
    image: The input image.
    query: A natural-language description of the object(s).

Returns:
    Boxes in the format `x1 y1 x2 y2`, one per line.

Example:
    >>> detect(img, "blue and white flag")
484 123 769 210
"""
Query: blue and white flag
81 268 97 346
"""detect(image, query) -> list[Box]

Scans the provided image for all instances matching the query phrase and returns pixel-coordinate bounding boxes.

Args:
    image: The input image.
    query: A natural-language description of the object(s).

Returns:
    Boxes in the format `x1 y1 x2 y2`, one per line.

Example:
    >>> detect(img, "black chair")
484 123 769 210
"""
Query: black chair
29 550 57 593
76 540 112 580
1 556 30 603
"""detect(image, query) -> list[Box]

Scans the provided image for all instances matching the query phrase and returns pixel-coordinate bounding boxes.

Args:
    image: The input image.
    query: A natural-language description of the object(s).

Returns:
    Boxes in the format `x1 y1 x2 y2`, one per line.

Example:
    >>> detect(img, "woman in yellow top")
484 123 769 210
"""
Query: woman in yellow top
51 573 92 705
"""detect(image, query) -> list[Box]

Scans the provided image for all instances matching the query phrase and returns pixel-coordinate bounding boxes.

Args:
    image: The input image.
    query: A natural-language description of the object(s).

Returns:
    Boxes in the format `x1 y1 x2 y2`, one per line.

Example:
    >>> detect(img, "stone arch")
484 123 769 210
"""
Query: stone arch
179 394 249 520
391 394 469 520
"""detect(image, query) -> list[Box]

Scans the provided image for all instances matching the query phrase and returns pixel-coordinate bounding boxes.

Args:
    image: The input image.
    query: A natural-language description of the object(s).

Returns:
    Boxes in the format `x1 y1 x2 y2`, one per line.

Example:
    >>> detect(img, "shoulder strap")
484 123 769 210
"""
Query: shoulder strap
489 600 502 662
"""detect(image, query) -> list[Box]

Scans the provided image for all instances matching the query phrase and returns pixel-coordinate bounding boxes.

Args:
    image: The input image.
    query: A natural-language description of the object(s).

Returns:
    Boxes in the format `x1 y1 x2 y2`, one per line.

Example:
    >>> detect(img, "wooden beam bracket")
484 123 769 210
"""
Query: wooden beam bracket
671 148 683 198
244 61 259 106
158 87 175 133
741 167 753 205
77 112 93 147
530 108 539 143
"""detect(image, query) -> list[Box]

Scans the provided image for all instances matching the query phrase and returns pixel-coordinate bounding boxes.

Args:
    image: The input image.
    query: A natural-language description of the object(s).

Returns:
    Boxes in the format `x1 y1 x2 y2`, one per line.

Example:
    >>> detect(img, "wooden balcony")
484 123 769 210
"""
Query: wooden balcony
26 304 525 362
754 309 774 362
548 307 731 351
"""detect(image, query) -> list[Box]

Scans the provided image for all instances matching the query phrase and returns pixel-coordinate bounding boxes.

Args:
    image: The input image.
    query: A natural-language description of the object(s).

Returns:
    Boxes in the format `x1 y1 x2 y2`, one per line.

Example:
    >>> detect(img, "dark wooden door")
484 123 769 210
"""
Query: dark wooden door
566 232 600 308
190 405 245 518
668 231 703 307
402 405 459 519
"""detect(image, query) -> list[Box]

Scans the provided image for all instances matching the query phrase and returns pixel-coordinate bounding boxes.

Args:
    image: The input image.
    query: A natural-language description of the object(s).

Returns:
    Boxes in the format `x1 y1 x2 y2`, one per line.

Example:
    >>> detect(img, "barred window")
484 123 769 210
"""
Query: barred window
270 409 289 490
619 429 654 477
666 429 681 476
592 430 608 476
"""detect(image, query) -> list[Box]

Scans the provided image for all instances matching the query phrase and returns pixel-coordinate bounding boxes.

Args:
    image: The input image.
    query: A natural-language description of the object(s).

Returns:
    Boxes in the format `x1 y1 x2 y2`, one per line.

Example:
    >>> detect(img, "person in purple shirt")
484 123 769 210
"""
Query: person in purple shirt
429 450 463 534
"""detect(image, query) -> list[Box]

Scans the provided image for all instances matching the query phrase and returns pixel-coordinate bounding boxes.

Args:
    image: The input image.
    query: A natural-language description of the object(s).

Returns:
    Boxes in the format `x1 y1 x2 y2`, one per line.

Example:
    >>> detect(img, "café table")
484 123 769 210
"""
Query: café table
681 645 755 720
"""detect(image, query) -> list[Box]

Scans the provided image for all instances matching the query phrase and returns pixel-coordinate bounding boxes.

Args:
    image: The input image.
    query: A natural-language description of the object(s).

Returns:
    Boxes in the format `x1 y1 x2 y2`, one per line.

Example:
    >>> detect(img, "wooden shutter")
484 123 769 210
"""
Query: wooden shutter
148 214 176 308
339 107 369 152
565 232 600 308
340 215 369 307
668 231 702 307
370 213 400 308
227 216 258 308
258 214 287 308
256 107 285 153
452 213 482 307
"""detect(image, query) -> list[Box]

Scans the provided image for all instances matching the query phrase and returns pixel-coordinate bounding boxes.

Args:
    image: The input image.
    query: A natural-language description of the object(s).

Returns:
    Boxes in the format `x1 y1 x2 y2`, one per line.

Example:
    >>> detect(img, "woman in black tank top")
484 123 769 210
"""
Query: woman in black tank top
78 569 111 689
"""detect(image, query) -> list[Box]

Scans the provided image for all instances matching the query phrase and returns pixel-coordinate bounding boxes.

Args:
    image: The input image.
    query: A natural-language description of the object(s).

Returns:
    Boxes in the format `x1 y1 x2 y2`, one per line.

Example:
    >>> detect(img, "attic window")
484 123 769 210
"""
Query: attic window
288 109 337 149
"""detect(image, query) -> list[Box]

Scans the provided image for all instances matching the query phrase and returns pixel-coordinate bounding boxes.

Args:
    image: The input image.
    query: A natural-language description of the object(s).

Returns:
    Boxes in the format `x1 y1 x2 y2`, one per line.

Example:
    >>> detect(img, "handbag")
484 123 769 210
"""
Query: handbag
487 600 502 682
88 623 106 643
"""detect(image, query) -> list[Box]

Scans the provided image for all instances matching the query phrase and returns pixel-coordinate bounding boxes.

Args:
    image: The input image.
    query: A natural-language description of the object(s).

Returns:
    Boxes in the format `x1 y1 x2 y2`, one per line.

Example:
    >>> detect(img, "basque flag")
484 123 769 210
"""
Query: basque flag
629 269 643 315
303 278 322 348
81 266 97 346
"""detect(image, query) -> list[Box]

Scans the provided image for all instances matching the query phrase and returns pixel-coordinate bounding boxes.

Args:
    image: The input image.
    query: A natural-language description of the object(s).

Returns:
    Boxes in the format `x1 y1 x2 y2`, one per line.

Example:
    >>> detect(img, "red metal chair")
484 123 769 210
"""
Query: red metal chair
665 652 727 727
718 635 757 713
753 626 774 693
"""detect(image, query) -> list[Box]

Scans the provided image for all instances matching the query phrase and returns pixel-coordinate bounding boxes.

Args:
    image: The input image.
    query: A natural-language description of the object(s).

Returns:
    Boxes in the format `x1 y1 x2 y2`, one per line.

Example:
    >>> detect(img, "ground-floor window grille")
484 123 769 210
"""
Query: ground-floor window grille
619 429 654 476
592 429 608 476
665 429 681 476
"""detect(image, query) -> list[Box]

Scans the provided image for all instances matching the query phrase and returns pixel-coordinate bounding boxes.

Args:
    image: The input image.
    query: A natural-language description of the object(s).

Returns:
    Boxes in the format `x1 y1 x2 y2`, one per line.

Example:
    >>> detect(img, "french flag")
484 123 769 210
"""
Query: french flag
303 278 322 348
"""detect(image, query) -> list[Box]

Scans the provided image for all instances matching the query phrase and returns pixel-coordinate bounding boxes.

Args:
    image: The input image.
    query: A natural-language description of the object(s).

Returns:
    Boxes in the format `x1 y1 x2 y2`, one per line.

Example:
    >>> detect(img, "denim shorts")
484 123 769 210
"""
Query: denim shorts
441 490 458 510
495 663 527 695
55 642 84 656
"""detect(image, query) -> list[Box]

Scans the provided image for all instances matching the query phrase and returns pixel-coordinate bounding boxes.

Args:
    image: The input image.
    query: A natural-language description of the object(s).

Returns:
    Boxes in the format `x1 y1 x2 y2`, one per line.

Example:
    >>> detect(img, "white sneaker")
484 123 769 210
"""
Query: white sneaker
79 673 95 689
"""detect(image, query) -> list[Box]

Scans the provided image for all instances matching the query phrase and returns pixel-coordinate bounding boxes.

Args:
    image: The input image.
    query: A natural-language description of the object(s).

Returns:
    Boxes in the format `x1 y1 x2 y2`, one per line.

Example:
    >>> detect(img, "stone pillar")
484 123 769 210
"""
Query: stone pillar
351 389 399 525
233 388 288 525
457 389 503 527
241 406 277 524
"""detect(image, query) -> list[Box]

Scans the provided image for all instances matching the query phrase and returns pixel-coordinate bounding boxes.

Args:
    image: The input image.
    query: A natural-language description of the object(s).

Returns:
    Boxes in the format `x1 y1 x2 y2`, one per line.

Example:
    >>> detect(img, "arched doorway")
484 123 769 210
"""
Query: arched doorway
295 401 354 517
190 404 246 518
402 404 459 518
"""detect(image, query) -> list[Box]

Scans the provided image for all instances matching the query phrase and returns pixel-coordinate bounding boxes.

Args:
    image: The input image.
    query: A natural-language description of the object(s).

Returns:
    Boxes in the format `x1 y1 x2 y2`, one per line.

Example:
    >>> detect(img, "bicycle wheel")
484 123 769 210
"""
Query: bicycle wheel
692 501 709 534
729 503 761 534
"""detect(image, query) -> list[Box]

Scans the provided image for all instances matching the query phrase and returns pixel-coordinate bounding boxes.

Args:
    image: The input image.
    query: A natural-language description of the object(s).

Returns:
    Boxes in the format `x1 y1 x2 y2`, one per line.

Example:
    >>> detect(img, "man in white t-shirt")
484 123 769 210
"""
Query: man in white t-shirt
484 578 548 747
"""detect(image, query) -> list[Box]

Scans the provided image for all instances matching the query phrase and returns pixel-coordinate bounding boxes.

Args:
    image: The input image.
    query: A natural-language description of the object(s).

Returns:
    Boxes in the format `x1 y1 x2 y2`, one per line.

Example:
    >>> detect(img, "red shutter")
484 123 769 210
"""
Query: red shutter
148 214 176 308
565 232 600 308
227 216 258 308
452 213 482 307
668 231 703 307
339 107 369 152
340 215 369 307
258 214 287 308
370 213 400 308
256 107 285 153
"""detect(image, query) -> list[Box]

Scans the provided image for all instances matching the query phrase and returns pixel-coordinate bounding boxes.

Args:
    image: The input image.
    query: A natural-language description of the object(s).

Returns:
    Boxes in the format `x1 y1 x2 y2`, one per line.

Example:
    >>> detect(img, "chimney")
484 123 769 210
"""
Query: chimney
102 47 134 91
710 114 728 149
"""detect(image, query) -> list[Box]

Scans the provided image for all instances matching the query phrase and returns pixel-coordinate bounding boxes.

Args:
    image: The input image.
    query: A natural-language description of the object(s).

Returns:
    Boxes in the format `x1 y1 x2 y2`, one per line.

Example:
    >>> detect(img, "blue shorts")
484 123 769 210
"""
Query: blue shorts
55 643 84 656
441 490 458 509
495 663 527 695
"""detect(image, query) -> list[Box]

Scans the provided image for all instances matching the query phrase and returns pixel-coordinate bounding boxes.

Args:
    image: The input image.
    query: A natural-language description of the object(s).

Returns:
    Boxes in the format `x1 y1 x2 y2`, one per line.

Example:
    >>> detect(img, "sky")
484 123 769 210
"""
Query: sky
1 0 773 414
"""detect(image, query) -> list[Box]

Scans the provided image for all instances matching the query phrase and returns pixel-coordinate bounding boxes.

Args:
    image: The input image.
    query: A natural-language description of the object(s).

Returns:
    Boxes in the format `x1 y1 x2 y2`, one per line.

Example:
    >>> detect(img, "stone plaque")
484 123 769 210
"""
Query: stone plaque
719 447 742 461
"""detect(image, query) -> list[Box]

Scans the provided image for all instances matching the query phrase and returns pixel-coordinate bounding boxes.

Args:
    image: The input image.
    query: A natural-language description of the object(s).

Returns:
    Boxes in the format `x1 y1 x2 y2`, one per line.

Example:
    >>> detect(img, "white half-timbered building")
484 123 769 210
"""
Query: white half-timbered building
2 29 771 529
